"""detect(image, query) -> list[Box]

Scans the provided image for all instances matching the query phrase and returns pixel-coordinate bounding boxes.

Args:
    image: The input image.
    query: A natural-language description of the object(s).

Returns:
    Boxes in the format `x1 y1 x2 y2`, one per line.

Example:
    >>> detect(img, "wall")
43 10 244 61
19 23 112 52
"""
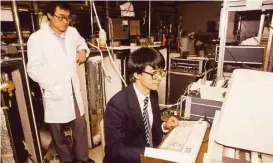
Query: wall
178 2 222 33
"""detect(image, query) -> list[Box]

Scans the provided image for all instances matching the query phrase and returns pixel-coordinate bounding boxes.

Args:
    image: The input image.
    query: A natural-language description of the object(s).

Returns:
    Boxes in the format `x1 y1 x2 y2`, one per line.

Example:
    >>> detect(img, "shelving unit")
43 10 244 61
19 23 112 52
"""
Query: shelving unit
217 0 273 78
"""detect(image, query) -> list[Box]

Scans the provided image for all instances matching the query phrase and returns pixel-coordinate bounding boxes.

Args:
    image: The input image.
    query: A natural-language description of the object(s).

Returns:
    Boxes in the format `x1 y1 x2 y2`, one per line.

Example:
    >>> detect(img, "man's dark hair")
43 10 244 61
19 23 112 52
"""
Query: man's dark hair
47 2 71 16
127 47 165 83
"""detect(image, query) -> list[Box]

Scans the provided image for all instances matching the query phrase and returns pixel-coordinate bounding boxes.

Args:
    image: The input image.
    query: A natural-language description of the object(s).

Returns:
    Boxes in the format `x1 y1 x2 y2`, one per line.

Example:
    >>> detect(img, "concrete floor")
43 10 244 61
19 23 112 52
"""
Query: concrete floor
47 145 103 163
88 145 104 163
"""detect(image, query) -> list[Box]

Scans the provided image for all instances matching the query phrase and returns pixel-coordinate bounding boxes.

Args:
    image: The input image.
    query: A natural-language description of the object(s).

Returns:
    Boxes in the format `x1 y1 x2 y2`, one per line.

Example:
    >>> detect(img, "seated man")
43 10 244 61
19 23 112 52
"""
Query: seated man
103 47 179 163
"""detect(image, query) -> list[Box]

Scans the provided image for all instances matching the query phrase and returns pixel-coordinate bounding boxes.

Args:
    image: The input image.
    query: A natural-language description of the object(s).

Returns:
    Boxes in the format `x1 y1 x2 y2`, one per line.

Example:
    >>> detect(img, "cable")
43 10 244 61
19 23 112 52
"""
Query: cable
104 37 128 87
203 116 212 128
177 83 193 117
175 83 192 107
202 59 210 84
87 41 111 82
159 82 193 118
204 59 209 73
108 17 114 55
92 1 102 31
91 1 127 87
159 93 187 109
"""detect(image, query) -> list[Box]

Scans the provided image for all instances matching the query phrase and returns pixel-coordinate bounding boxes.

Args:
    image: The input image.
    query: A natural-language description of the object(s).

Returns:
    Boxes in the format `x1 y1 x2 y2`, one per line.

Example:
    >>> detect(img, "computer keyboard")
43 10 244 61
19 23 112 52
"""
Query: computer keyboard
160 121 208 163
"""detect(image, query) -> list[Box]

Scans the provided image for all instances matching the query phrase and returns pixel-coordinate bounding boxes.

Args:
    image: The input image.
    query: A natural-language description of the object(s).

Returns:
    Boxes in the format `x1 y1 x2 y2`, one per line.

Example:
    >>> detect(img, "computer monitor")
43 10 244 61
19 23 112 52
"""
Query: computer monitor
224 46 264 64
215 69 273 155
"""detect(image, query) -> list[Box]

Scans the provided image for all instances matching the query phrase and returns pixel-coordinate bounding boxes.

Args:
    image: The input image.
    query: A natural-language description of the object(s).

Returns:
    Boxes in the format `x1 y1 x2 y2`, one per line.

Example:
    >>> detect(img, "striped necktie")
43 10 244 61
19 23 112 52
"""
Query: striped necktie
143 96 153 147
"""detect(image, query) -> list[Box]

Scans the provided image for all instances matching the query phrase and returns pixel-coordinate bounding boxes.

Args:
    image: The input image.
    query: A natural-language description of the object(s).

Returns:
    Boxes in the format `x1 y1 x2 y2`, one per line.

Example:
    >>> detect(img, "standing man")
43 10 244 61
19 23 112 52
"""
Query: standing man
103 47 179 163
27 2 94 163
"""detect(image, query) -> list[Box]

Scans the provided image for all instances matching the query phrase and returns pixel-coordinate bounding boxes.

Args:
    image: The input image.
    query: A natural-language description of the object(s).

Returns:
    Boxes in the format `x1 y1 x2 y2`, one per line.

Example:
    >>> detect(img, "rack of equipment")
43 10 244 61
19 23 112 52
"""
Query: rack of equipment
170 57 208 75
1 57 43 163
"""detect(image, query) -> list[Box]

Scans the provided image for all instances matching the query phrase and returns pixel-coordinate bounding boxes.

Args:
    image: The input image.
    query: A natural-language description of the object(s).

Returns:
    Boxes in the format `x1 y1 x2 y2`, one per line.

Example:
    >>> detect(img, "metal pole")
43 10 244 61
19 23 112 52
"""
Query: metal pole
11 1 43 163
257 11 265 43
149 0 151 39
12 1 24 45
106 0 109 19
217 0 229 79
33 1 39 30
90 0 93 36
30 10 36 32
265 14 273 71
29 1 39 32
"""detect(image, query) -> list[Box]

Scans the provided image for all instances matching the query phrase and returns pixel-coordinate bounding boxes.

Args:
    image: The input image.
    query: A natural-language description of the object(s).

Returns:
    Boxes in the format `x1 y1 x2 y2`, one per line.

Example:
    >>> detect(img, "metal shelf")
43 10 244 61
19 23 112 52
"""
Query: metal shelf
217 0 273 78
227 0 273 11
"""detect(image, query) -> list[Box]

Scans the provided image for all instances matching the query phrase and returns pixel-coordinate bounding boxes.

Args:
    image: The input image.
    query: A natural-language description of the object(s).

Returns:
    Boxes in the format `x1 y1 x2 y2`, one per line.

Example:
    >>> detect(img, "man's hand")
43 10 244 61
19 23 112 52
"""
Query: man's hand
76 49 87 64
163 116 179 130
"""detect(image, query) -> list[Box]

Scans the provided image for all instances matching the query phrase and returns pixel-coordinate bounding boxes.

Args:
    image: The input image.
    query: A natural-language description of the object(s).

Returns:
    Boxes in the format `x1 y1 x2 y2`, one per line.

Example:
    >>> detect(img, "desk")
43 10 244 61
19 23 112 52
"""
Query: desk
196 129 210 163
141 127 210 163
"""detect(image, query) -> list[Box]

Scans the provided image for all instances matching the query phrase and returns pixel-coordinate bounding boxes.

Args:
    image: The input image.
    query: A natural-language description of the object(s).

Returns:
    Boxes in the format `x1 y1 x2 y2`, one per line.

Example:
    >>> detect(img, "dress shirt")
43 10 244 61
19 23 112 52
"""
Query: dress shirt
133 84 153 126
133 84 168 133
49 28 66 53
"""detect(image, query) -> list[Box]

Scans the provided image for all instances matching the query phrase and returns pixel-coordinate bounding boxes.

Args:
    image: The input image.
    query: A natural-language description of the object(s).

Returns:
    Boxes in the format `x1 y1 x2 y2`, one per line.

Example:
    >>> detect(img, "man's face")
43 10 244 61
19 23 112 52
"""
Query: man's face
47 6 70 33
137 65 165 91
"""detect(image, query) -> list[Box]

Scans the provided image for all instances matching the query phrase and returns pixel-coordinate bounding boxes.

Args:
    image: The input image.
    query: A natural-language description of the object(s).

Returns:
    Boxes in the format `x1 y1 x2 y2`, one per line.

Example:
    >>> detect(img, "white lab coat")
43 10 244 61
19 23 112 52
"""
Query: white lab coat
27 24 90 123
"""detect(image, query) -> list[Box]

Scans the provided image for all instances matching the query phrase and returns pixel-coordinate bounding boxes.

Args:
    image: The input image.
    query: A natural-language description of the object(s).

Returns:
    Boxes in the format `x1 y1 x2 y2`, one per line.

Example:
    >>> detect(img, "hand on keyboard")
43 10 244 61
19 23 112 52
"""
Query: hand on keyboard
160 121 208 162
163 116 179 130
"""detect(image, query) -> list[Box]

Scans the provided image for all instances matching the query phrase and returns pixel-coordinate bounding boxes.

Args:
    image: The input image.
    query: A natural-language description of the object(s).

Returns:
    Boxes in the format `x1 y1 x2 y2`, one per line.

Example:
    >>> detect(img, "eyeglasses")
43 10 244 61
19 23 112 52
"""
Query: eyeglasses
54 15 72 22
142 69 167 79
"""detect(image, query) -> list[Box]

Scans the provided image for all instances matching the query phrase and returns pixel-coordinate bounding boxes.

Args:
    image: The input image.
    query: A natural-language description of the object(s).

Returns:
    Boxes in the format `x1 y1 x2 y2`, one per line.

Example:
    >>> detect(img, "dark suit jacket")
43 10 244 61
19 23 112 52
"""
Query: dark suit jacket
103 84 163 163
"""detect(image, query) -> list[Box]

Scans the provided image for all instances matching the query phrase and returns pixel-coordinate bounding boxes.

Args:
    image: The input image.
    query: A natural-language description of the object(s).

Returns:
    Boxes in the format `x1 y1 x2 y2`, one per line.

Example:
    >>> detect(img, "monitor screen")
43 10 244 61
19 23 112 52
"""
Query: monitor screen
224 46 264 64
